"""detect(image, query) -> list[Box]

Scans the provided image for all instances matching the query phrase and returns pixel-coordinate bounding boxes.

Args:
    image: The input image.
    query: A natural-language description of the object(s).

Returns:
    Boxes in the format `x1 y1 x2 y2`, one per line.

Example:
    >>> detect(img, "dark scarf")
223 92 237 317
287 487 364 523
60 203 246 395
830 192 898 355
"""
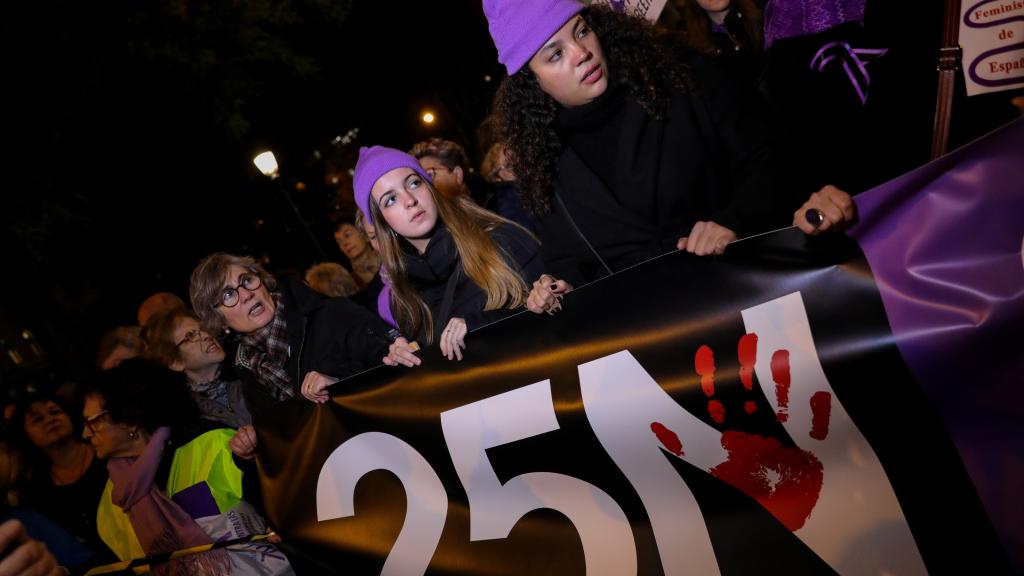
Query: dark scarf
107 427 231 576
401 227 461 342
235 292 295 401
402 226 459 288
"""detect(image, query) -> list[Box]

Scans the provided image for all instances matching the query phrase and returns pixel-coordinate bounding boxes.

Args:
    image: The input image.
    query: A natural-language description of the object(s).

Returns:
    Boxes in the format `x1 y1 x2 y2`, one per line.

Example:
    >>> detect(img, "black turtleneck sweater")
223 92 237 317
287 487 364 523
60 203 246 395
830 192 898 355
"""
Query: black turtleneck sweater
543 55 782 287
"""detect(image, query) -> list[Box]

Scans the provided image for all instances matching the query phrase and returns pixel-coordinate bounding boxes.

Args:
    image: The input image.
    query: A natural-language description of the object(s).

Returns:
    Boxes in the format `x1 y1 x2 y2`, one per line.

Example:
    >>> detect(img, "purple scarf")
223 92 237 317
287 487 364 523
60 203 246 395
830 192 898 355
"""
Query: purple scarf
764 0 865 47
107 427 231 576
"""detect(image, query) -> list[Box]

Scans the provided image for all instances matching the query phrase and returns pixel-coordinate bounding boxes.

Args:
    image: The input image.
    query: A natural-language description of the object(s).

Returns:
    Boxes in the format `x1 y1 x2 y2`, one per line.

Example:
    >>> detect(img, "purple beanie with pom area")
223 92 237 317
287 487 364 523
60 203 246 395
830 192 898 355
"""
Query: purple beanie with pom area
483 0 584 75
352 146 432 220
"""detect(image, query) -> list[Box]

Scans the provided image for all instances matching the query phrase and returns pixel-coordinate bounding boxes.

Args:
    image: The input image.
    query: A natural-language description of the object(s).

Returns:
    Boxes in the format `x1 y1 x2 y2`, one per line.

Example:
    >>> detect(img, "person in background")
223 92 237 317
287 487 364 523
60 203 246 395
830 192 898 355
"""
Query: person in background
355 210 398 329
137 292 186 328
409 137 477 200
479 142 541 235
9 394 114 564
353 145 542 366
332 220 381 291
96 326 141 371
304 262 359 299
189 253 393 408
141 308 252 431
1 437 95 570
83 359 292 575
664 0 765 89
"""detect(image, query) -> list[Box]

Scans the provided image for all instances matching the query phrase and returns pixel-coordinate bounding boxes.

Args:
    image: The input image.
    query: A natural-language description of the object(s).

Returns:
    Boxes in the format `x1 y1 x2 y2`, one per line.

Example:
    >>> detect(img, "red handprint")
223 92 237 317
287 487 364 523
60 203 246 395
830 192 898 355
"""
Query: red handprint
652 332 832 532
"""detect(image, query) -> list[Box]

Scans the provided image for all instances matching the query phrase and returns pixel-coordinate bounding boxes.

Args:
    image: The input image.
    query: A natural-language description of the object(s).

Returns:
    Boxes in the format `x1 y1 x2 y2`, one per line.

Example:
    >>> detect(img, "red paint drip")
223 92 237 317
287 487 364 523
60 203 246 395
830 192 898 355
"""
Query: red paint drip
809 391 832 440
695 345 716 397
744 400 757 414
771 349 791 423
707 400 726 424
737 333 758 390
710 431 824 532
651 422 684 456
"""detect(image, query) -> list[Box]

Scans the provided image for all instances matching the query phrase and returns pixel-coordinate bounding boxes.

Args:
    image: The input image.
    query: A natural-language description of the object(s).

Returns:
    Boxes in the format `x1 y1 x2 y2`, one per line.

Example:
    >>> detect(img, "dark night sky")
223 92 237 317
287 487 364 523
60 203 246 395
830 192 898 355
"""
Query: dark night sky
5 0 507 384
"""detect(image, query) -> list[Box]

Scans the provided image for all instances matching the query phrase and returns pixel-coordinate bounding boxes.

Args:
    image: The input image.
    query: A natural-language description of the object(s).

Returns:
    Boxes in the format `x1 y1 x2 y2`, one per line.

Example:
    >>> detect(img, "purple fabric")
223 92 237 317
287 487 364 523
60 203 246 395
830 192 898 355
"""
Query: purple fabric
809 41 887 104
763 0 865 47
848 117 1024 569
483 0 583 75
353 146 431 222
171 481 220 519
108 427 231 575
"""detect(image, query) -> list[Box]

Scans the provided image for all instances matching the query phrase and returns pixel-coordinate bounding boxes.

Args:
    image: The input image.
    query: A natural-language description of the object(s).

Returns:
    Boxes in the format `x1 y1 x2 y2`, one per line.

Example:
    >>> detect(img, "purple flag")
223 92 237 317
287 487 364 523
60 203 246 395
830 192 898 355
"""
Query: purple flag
848 117 1024 569
764 0 866 47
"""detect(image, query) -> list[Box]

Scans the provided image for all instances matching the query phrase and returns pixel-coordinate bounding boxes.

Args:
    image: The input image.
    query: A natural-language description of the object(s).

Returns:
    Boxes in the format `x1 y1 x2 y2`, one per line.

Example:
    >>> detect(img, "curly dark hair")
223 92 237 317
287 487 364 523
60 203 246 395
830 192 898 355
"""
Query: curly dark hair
493 6 692 216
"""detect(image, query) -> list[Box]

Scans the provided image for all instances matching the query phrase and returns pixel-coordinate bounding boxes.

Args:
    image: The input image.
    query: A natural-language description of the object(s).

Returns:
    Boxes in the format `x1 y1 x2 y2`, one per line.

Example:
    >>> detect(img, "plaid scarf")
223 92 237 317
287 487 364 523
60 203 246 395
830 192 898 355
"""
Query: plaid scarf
235 292 295 401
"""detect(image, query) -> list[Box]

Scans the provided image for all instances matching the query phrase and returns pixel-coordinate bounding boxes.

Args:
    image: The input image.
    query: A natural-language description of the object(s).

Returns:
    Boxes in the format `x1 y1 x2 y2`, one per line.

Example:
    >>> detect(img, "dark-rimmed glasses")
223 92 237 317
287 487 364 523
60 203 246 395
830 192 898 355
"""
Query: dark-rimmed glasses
216 273 262 308
84 409 109 433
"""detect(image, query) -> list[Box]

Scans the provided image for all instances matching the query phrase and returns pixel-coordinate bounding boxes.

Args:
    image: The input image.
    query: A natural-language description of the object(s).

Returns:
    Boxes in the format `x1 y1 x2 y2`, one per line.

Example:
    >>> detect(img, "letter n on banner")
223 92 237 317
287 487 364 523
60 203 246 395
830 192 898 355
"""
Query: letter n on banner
580 292 927 576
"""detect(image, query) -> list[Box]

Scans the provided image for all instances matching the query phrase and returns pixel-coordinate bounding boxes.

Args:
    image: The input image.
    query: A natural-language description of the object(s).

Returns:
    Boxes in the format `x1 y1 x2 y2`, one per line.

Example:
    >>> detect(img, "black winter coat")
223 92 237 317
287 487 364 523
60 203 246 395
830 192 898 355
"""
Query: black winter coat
542 57 783 287
227 275 393 417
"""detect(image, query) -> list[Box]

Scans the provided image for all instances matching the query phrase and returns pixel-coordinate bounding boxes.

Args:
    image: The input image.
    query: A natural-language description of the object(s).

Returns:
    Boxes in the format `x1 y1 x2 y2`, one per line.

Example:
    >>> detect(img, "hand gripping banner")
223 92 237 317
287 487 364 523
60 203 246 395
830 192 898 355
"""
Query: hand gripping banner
253 122 1021 575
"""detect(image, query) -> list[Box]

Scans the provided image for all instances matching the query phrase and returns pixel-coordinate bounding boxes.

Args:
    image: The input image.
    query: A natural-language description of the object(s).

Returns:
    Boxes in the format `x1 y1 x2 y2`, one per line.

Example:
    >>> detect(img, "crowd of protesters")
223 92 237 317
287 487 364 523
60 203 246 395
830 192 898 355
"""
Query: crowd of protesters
19 0 1001 572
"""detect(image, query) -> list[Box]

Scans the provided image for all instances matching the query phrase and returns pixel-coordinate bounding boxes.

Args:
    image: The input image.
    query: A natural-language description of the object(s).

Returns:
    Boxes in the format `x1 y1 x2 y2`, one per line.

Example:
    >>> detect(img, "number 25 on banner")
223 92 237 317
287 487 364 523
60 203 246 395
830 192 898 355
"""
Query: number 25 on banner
316 292 926 576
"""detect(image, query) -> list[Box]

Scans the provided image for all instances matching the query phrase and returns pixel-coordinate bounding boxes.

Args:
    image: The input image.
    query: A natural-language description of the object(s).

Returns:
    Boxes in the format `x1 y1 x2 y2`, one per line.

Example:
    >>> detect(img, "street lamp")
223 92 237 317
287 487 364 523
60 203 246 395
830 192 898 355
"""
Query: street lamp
421 111 436 125
253 151 280 179
252 149 328 261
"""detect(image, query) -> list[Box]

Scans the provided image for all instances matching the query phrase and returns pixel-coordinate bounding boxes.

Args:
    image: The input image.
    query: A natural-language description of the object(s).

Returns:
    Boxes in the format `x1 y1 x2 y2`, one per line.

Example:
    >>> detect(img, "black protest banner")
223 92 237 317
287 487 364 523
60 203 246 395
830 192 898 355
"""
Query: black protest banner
254 228 1006 575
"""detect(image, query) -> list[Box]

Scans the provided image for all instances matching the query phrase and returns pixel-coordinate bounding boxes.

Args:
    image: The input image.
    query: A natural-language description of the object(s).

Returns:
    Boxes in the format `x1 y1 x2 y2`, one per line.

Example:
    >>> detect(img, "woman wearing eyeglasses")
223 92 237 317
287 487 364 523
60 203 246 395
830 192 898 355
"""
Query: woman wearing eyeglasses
142 308 251 429
353 145 542 367
83 359 293 575
9 393 116 567
189 253 394 410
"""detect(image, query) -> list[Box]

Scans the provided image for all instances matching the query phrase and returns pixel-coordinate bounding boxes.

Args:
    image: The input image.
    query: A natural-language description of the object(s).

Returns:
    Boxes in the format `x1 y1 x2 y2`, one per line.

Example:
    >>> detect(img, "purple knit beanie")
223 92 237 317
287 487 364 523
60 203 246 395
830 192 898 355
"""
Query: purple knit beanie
483 0 584 75
352 146 432 221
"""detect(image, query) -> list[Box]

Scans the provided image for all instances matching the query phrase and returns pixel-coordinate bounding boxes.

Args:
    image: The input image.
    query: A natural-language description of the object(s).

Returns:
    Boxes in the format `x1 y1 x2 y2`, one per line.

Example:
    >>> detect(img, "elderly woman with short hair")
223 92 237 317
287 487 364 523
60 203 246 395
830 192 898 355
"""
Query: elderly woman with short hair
142 307 251 430
189 253 394 411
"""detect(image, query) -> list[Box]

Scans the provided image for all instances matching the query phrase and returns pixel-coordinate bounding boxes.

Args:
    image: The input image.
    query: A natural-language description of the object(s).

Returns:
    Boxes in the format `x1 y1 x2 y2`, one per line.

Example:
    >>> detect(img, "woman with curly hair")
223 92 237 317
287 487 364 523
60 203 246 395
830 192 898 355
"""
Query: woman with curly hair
353 145 542 365
485 0 855 314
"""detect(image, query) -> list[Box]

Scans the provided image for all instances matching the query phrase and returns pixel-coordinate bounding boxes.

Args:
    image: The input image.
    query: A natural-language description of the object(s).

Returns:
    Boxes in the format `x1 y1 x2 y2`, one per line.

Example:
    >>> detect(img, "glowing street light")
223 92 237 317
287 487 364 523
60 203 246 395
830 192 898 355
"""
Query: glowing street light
421 111 436 125
252 148 327 260
253 151 279 179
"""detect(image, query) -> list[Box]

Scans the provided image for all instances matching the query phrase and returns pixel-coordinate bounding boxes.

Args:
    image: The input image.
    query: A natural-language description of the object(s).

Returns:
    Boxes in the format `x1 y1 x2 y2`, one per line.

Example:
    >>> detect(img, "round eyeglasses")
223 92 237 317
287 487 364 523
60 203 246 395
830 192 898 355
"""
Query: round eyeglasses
216 273 262 308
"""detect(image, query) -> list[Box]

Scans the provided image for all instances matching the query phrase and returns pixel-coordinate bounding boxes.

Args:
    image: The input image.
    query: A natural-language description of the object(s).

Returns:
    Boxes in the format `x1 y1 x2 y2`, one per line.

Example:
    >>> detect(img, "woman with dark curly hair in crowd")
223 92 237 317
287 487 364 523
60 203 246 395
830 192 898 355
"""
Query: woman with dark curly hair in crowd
486 0 855 314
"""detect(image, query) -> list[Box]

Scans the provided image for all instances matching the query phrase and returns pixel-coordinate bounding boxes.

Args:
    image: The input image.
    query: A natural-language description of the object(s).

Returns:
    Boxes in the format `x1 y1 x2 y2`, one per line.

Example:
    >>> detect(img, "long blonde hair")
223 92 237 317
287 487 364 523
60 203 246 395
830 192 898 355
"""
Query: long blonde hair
370 181 532 344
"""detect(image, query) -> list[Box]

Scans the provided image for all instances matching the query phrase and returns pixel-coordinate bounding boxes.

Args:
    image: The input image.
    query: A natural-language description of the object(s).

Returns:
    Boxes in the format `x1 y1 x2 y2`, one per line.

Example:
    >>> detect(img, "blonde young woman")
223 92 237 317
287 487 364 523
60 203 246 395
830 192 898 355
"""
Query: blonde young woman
352 145 543 365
